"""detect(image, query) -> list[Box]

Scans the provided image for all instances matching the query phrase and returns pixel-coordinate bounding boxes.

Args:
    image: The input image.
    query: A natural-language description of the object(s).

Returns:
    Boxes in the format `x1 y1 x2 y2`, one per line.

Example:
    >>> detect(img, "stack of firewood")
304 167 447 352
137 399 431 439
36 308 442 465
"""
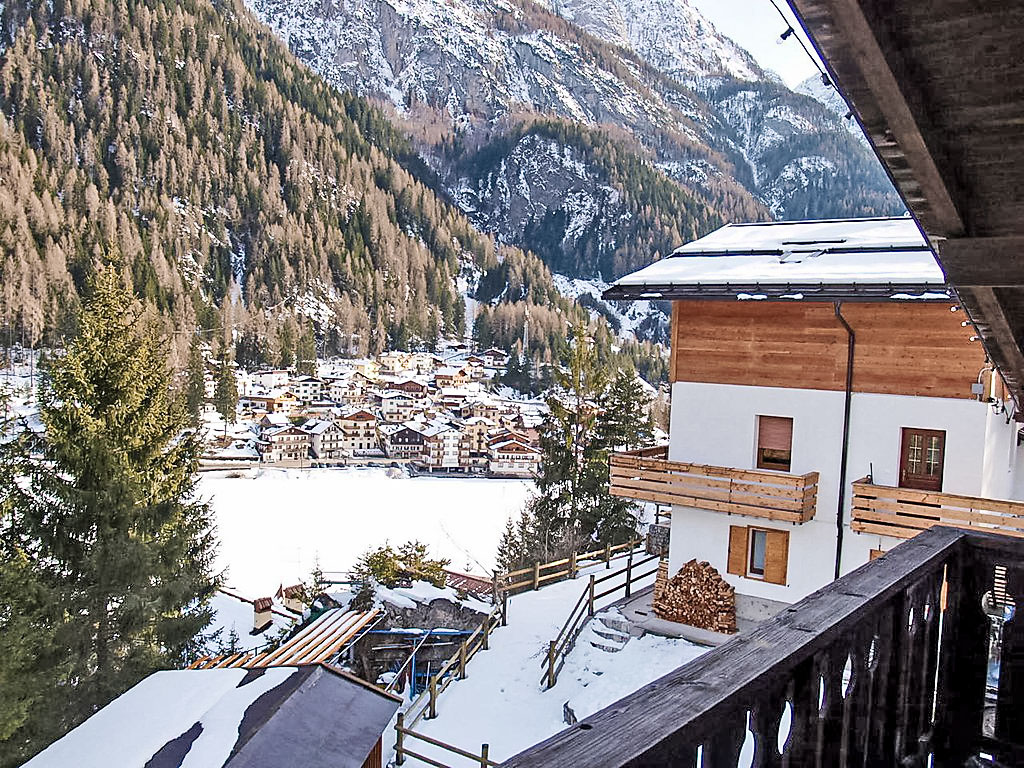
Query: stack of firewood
653 559 737 634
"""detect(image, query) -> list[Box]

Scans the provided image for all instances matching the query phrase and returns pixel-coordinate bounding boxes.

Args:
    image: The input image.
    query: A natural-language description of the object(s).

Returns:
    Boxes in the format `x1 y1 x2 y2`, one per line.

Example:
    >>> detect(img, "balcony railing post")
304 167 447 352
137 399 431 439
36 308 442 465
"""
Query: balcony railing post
932 543 991 764
996 565 1024 745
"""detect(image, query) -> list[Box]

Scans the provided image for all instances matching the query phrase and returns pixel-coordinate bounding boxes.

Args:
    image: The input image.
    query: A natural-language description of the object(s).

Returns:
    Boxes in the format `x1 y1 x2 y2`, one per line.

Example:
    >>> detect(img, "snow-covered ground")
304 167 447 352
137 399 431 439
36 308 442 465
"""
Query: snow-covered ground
405 563 706 764
200 468 534 596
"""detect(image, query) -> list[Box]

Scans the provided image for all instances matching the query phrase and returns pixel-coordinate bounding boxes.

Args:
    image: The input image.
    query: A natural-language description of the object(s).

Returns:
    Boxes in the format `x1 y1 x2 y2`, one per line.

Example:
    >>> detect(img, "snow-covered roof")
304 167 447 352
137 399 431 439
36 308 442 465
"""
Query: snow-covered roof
604 217 951 302
24 665 400 768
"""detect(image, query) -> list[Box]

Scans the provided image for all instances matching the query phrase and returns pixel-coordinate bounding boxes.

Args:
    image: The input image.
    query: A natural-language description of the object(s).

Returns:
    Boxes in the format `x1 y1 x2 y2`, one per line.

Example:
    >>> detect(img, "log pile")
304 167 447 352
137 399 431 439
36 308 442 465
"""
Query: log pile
653 559 737 634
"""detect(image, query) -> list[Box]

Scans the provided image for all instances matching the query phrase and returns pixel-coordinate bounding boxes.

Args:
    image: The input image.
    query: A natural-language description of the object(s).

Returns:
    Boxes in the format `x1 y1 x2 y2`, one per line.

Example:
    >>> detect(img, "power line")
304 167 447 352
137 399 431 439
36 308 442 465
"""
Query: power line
764 0 832 87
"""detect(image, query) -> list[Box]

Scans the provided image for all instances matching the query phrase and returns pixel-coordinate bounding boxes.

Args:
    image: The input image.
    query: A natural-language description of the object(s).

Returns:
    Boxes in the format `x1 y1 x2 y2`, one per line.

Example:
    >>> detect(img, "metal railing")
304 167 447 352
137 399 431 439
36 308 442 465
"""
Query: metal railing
501 526 1024 767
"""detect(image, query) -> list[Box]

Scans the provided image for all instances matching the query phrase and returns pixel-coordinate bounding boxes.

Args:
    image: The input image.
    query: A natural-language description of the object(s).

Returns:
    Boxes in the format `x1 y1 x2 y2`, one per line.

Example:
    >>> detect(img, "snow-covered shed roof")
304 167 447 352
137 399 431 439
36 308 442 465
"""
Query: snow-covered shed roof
603 217 951 302
24 665 400 768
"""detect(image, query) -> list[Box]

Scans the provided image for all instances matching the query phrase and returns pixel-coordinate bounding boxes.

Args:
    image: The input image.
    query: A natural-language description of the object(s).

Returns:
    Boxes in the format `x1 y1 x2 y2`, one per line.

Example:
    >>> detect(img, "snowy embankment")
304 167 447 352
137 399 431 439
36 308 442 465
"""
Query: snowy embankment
200 468 534 596
405 563 706 765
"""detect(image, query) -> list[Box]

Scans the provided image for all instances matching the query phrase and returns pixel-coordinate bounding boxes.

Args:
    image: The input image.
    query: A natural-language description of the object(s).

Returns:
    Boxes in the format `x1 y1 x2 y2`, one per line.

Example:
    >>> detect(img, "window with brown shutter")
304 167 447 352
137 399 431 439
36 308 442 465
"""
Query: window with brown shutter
727 525 746 576
727 525 789 585
757 415 793 471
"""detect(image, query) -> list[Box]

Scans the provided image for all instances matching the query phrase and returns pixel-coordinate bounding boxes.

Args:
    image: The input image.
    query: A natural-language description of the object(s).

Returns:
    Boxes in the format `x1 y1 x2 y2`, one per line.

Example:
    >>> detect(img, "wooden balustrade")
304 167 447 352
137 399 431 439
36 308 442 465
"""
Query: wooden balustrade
500 527 1024 767
609 448 819 523
853 477 1024 539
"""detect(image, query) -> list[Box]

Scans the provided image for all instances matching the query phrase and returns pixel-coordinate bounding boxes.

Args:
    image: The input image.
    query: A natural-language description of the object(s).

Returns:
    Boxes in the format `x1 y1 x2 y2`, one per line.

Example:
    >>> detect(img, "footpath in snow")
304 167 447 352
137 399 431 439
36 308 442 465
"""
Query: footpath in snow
404 561 706 765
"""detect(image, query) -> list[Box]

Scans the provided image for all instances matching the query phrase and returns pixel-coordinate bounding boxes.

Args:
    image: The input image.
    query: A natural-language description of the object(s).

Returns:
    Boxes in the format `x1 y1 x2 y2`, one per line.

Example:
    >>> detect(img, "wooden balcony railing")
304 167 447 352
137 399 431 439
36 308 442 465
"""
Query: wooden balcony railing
501 527 1024 767
853 478 1024 539
609 447 819 523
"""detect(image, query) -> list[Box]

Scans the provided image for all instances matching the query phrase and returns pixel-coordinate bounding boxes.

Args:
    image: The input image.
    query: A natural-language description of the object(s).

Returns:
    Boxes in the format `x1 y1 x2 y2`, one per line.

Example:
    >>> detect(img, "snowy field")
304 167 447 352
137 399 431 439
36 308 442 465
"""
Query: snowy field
200 468 534 596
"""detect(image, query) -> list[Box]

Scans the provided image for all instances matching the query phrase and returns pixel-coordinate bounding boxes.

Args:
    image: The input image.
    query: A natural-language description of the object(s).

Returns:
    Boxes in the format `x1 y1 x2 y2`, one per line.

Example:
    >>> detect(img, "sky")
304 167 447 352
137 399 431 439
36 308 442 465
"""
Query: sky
690 0 824 88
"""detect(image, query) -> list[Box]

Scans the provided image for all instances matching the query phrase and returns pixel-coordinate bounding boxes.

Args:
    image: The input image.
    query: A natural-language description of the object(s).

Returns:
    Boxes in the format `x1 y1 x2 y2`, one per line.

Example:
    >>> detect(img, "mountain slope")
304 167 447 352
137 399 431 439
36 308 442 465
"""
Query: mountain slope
246 0 903 285
0 0 602 364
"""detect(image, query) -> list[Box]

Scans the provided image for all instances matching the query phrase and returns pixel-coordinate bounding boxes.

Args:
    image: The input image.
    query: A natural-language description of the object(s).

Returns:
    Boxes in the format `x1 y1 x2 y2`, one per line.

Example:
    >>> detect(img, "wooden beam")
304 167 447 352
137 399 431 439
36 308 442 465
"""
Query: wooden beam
938 236 1024 286
809 0 965 236
959 286 1024 396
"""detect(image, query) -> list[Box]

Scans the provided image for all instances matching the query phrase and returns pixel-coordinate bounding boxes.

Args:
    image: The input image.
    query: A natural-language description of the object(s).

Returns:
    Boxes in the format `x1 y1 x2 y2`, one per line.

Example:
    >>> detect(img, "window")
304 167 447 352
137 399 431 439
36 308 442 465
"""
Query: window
728 525 789 585
899 428 945 491
757 415 793 472
748 528 767 577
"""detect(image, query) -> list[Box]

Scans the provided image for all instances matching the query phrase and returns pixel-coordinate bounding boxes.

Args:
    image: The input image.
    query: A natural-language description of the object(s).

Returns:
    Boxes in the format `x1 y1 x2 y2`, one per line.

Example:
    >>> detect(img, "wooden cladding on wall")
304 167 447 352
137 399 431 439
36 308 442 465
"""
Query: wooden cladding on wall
671 301 986 399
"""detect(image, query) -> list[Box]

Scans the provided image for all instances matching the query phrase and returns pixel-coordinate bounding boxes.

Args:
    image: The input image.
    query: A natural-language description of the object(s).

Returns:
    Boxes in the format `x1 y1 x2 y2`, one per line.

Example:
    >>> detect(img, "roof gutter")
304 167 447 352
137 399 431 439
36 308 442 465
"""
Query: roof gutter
833 302 855 580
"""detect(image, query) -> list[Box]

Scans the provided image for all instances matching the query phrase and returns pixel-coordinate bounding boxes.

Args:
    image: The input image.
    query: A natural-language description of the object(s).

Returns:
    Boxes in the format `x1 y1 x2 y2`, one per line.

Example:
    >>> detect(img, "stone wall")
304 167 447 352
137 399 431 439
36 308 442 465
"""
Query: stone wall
653 559 737 634
646 523 670 557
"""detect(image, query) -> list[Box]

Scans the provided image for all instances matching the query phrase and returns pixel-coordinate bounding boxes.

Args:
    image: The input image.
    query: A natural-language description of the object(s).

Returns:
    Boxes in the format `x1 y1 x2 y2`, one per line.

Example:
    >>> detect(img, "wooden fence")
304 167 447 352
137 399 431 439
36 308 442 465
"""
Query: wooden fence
541 550 661 688
495 540 642 597
395 712 497 768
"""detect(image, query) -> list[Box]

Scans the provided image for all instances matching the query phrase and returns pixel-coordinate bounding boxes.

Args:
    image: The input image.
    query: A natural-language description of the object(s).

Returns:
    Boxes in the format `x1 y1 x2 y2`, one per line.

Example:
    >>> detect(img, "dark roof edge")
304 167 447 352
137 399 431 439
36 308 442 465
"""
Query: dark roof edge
317 662 404 704
601 282 951 303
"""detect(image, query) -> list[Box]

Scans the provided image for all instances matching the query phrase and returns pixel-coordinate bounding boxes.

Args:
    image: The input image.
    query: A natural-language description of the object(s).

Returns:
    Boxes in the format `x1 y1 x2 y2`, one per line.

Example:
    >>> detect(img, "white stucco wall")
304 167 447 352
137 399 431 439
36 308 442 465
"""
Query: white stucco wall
667 381 1024 605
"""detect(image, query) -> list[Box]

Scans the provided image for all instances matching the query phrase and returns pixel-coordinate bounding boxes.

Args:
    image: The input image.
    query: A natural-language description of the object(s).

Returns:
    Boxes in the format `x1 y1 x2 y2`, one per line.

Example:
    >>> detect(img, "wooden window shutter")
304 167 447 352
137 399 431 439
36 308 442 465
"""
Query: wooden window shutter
758 416 793 451
727 526 746 576
764 529 790 585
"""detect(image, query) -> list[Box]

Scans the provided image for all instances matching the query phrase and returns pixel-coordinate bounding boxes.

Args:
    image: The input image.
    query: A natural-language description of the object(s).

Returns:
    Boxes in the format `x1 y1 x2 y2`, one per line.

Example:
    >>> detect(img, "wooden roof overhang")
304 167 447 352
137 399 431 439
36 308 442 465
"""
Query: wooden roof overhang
602 281 951 302
787 0 1024 405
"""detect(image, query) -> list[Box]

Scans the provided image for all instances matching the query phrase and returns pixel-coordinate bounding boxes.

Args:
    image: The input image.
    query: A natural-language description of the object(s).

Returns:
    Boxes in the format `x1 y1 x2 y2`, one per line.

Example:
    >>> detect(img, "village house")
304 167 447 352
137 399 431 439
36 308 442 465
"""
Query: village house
603 217 1024 617
288 375 324 404
338 408 379 453
481 348 510 368
378 350 410 376
390 377 430 396
487 435 541 477
377 390 424 423
304 418 347 460
434 365 470 388
419 422 463 472
260 424 312 463
250 368 291 390
383 423 426 460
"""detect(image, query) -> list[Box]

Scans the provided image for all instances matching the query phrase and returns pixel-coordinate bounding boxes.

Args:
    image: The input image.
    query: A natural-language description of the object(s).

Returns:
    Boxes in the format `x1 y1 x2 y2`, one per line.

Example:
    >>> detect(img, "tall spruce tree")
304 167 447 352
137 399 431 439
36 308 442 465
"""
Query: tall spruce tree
296 323 317 377
214 350 238 437
0 269 218 763
184 335 206 422
600 367 655 451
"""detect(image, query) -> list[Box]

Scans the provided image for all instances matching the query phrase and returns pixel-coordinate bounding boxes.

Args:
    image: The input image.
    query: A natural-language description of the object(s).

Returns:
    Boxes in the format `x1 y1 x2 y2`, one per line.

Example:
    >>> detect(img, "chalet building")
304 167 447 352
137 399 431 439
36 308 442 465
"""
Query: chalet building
261 424 312 463
377 390 422 423
289 375 324 403
488 436 541 477
338 408 379 453
605 217 1024 614
304 418 347 459
390 378 429 396
383 424 425 459
434 366 470 387
481 348 510 368
419 423 463 471
250 368 291 389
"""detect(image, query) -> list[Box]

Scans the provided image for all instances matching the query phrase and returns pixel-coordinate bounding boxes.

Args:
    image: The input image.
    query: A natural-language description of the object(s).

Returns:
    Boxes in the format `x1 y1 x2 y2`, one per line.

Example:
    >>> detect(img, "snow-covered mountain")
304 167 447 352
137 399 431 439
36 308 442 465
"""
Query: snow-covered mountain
245 0 902 338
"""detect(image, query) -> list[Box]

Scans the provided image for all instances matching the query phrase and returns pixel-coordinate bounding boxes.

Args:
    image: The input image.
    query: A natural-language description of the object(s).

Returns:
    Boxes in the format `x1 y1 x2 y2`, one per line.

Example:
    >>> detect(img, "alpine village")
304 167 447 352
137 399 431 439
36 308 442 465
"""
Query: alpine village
0 0 1021 766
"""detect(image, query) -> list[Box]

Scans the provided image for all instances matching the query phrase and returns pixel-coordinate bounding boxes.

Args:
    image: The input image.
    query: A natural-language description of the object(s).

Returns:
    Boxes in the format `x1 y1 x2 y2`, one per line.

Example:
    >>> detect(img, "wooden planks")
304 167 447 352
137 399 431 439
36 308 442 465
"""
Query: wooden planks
609 453 819 523
852 479 1024 539
671 301 986 399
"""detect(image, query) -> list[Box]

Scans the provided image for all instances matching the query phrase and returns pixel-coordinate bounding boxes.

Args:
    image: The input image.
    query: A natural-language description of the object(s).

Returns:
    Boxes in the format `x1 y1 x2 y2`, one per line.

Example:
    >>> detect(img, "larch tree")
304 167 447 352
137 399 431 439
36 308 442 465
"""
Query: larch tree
184 334 206 421
0 268 218 763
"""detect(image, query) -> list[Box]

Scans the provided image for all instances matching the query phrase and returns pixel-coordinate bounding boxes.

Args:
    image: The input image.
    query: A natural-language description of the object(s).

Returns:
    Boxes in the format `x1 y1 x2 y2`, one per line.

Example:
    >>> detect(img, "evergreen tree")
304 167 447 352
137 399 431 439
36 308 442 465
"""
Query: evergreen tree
184 335 206 421
0 269 218 763
296 322 317 377
214 350 238 437
599 367 655 451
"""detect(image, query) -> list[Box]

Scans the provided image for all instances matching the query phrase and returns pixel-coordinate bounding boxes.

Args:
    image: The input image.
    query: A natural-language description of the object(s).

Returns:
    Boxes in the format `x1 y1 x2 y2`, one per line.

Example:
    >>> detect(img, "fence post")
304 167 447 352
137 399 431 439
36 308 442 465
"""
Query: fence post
501 590 508 626
459 640 467 679
569 549 578 579
604 542 611 568
532 561 540 590
395 712 406 765
625 547 634 598
491 570 499 605
483 616 491 650
428 674 438 719
547 640 557 689
588 574 595 616
480 743 490 767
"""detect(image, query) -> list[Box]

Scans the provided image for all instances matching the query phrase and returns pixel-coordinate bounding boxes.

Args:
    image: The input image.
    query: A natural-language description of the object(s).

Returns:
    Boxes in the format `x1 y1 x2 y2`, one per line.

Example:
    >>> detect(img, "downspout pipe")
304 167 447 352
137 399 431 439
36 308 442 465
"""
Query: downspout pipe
834 302 855 581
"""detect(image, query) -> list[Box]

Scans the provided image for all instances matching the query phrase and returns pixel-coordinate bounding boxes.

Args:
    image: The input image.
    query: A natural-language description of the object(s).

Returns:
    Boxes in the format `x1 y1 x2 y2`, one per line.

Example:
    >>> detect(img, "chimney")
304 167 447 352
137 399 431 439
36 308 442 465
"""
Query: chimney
253 597 273 633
